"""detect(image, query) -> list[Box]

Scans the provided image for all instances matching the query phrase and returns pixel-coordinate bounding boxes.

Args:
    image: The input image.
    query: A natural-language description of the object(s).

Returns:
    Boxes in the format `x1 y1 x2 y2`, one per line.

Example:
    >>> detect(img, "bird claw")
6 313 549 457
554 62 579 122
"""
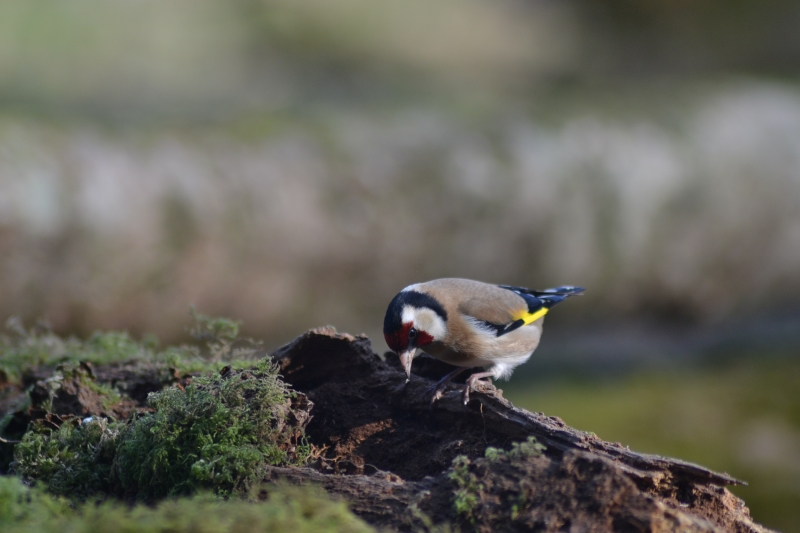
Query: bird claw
424 370 491 406
425 380 450 405
425 368 467 406
462 376 492 405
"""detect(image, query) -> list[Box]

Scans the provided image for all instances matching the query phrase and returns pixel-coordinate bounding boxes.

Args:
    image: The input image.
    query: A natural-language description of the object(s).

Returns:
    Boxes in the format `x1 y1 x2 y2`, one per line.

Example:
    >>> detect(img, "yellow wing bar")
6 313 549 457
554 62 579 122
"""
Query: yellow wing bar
516 306 548 326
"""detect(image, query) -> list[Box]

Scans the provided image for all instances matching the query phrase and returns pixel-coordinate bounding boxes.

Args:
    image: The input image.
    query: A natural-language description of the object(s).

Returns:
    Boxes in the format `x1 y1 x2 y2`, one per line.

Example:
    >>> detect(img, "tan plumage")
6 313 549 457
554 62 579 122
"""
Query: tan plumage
409 279 542 374
383 278 583 404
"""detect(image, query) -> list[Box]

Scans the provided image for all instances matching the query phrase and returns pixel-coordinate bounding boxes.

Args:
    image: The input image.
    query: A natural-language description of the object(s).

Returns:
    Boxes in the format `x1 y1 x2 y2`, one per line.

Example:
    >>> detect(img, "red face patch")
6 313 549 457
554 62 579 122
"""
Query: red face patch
384 322 435 352
417 330 434 347
384 322 412 353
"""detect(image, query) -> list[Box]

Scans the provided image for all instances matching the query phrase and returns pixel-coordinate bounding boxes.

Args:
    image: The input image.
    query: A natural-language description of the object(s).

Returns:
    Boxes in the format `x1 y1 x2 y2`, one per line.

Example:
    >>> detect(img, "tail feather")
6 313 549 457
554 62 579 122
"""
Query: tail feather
499 284 585 309
532 285 585 296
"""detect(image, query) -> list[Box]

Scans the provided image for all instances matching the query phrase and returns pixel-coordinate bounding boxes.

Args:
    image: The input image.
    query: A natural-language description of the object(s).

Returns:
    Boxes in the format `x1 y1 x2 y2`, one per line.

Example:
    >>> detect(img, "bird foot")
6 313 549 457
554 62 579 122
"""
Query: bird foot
462 373 494 405
425 368 467 406
425 379 453 405
461 385 470 405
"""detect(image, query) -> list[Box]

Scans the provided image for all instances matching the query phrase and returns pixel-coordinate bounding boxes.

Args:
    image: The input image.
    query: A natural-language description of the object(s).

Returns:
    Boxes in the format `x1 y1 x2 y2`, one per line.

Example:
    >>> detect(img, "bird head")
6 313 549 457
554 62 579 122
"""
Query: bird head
383 288 448 382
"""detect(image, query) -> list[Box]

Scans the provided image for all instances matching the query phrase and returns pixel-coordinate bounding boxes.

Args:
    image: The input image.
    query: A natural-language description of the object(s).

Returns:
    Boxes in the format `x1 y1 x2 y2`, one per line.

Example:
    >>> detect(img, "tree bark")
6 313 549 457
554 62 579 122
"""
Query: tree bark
269 327 770 533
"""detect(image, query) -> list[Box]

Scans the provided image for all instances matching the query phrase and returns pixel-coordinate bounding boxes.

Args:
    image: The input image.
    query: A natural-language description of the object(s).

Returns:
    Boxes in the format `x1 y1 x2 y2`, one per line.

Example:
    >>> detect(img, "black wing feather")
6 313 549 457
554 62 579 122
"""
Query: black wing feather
474 317 526 337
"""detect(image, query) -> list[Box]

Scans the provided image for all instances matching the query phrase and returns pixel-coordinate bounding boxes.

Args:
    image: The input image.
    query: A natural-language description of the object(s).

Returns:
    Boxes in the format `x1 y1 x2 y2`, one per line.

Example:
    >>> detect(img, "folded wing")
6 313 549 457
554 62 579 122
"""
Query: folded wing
467 285 585 338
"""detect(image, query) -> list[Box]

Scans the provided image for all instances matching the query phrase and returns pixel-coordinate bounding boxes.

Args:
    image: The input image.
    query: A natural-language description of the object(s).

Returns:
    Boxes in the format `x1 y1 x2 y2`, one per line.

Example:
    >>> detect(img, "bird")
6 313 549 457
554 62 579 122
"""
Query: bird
383 278 584 405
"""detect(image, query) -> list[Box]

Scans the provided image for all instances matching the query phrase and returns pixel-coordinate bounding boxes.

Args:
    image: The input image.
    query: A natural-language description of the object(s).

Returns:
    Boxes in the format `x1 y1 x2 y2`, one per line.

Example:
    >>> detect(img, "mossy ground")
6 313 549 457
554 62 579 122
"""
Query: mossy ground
0 315 375 533
0 310 263 389
2 315 302 481
0 476 375 533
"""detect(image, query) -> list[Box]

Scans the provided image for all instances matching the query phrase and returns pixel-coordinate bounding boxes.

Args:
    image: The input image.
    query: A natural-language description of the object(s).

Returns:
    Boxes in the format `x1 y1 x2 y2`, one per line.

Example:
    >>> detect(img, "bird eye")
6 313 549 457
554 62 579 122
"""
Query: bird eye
408 327 418 341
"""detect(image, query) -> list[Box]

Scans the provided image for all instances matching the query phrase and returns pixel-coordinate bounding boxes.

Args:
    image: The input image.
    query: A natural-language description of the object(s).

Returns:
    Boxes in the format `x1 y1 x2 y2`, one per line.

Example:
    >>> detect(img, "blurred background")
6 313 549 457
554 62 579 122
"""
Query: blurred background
0 0 799 529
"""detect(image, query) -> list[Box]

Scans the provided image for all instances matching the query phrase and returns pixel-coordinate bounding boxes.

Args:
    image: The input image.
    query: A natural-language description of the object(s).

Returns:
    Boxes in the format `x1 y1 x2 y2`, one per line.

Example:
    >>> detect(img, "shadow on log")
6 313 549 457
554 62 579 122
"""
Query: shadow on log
267 327 771 533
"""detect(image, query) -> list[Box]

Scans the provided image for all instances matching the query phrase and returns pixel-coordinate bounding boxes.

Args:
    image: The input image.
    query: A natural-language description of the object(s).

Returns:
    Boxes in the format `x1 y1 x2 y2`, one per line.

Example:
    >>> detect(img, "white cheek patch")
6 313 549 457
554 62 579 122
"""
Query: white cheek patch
401 305 416 325
415 308 447 341
401 305 447 341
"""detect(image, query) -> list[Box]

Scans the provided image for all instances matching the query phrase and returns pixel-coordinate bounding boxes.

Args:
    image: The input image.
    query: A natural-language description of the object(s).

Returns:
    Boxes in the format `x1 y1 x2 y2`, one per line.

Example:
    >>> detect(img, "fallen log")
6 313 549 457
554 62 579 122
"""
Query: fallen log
270 327 770 533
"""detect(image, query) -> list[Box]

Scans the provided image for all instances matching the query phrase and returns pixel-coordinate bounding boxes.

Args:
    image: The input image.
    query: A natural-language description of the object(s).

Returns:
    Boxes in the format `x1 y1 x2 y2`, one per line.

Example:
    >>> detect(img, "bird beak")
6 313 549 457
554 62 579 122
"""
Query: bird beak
398 349 415 382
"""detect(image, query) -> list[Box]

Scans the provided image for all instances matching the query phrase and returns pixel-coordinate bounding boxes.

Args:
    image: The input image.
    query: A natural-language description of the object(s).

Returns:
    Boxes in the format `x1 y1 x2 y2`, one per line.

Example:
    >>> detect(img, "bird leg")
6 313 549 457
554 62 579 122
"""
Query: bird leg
425 367 467 404
462 371 495 405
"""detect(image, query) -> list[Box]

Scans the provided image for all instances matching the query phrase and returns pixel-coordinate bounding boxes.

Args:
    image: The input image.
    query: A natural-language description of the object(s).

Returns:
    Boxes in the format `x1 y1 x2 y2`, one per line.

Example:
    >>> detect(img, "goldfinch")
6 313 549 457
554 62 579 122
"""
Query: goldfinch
383 278 584 404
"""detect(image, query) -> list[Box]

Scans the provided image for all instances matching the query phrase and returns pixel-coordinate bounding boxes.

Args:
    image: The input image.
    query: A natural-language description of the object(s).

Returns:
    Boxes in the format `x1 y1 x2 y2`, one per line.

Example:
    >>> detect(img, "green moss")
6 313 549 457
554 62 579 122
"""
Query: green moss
187 308 264 364
0 318 154 384
0 476 74 528
449 455 481 523
484 437 545 463
36 363 122 413
12 417 122 499
510 436 546 459
449 438 546 528
112 358 308 501
188 308 240 345
0 476 375 533
13 359 308 502
0 312 261 388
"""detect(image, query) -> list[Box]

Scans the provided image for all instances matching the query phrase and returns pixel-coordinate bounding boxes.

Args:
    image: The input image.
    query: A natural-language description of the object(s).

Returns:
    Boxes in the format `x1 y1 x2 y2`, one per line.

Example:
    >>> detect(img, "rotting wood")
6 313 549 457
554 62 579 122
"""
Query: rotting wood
270 327 770 533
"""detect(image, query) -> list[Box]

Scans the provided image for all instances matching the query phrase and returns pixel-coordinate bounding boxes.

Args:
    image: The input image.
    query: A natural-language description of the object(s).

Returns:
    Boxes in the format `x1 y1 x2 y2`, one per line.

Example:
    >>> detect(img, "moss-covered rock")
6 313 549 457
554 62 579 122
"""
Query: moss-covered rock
28 363 134 419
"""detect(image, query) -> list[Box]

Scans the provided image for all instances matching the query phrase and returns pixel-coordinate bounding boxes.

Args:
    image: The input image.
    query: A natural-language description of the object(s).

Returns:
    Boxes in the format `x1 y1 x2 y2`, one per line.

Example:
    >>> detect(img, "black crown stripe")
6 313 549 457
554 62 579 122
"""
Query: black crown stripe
383 290 447 333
